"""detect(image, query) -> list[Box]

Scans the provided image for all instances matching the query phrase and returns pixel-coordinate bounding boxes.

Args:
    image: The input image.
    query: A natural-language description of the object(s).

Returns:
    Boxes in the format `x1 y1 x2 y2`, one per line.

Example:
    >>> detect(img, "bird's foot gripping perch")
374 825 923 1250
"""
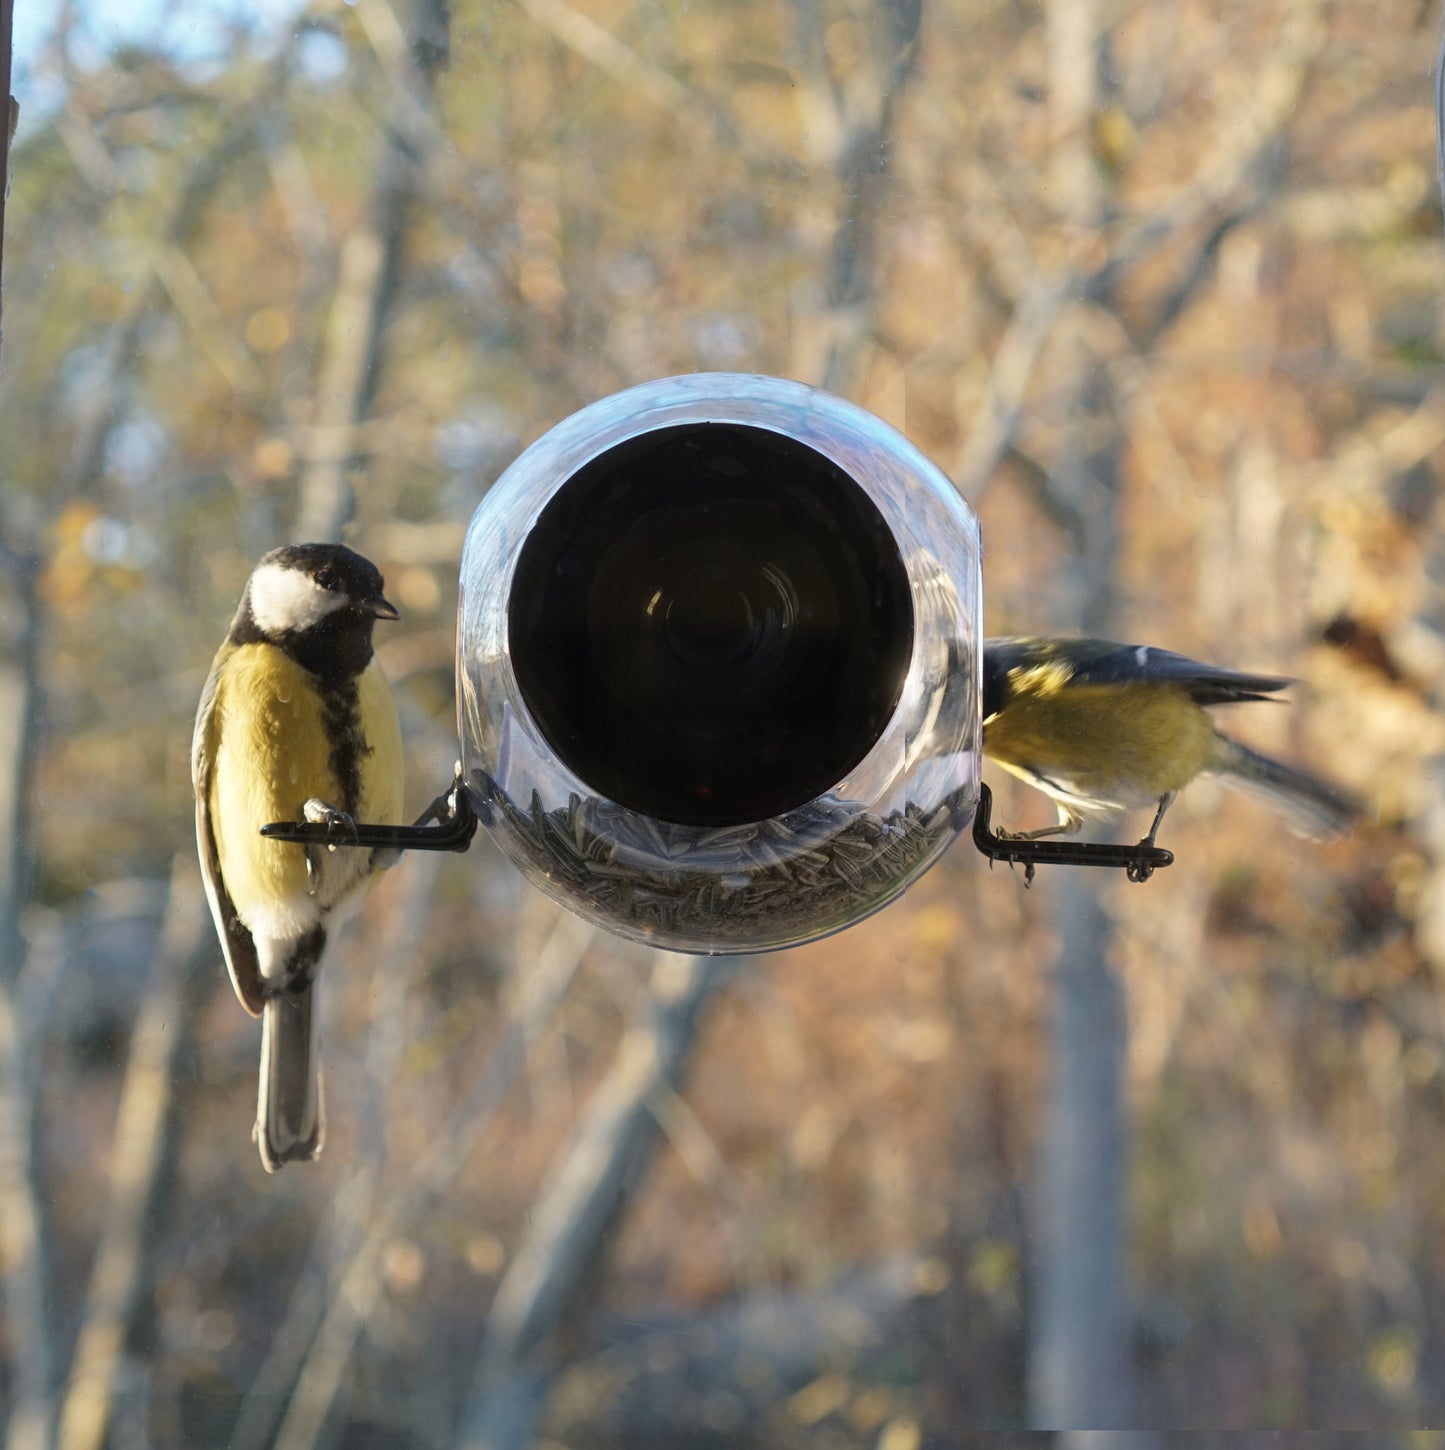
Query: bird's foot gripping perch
972 783 1173 886
262 765 479 854
302 798 360 846
300 800 359 890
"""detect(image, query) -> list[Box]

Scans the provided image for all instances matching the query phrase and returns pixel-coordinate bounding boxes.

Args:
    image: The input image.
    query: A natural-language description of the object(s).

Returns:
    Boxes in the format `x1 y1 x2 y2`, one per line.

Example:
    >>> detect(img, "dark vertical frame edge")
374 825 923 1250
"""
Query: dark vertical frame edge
0 0 13 356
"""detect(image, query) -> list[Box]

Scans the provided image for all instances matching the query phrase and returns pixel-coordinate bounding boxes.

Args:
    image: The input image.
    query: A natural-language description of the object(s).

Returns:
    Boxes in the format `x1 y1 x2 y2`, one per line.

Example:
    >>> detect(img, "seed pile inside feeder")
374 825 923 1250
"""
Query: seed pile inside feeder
475 774 970 944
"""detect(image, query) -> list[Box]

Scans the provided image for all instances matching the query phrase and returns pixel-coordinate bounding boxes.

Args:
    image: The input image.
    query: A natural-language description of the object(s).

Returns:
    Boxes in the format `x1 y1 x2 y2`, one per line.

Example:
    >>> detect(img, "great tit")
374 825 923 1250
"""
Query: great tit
981 636 1358 846
193 544 404 1172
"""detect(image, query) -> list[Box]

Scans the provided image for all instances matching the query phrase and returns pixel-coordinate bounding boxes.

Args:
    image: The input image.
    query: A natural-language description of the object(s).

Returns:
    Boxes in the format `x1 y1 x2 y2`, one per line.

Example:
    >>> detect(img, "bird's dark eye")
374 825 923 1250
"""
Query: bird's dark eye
317 568 339 591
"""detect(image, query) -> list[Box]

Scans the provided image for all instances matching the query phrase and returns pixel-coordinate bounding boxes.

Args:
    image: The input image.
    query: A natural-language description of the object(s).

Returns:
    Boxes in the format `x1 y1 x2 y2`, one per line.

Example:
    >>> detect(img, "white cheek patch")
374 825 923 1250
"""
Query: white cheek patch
249 563 347 633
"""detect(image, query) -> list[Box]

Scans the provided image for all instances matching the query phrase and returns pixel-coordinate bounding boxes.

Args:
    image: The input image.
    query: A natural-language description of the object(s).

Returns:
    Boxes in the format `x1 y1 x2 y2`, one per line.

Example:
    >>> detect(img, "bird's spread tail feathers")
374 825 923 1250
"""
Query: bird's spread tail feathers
1210 735 1360 840
258 985 324 1171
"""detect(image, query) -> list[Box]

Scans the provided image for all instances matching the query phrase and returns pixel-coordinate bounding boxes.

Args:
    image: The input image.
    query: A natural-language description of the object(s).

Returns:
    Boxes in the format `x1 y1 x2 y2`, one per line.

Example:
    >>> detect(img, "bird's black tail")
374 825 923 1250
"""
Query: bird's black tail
1210 735 1360 840
258 984 324 1171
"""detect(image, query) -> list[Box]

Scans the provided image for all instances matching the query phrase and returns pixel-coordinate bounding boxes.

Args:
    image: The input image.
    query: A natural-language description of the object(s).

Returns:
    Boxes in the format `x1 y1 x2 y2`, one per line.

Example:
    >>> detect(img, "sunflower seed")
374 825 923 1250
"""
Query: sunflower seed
491 786 970 940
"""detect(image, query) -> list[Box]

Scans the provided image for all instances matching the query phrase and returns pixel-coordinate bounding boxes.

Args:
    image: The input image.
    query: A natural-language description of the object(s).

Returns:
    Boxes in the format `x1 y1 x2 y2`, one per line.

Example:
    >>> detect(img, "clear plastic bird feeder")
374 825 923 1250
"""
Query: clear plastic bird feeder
456 373 983 953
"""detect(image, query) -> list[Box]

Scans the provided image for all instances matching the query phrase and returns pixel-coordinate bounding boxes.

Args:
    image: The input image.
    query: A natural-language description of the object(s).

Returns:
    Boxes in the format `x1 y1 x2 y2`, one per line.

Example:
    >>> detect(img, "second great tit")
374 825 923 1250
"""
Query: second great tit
981 636 1359 847
193 544 404 1172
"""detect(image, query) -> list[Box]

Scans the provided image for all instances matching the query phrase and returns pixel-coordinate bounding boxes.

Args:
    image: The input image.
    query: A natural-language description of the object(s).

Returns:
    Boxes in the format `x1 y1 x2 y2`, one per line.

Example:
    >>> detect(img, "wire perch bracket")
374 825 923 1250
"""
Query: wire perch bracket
261 777 1170 878
972 782 1173 884
260 768 479 853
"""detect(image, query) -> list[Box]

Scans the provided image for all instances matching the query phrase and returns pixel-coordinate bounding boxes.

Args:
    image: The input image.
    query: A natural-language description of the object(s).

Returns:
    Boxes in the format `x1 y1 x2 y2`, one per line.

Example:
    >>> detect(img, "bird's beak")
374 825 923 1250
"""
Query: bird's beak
366 595 400 621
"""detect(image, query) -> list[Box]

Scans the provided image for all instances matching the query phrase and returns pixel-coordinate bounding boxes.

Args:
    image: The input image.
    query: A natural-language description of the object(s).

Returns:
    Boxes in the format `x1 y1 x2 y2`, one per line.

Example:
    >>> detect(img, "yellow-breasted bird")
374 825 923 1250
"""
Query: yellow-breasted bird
981 636 1358 846
193 544 404 1171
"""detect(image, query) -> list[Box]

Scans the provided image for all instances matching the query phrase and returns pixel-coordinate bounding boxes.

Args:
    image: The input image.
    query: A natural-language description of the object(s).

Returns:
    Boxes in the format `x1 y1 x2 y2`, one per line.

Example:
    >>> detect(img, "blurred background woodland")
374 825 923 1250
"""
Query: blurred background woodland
3 0 1445 1443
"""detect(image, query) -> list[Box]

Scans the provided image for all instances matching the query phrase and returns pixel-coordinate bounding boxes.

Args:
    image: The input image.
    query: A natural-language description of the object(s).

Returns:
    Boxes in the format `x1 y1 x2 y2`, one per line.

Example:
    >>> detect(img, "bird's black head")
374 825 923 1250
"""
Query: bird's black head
236 543 399 682
981 641 1015 723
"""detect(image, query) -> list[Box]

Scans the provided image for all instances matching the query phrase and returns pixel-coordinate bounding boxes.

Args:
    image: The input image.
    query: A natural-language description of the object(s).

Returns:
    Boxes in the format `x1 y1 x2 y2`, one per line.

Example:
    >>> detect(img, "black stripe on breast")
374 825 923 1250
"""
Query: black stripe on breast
320 677 373 816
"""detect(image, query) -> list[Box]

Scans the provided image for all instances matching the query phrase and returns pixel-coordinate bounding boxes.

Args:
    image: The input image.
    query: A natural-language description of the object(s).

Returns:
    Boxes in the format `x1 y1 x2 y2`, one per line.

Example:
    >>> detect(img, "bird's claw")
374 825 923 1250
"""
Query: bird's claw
994 822 1079 843
303 799 358 851
990 851 1038 886
302 800 356 890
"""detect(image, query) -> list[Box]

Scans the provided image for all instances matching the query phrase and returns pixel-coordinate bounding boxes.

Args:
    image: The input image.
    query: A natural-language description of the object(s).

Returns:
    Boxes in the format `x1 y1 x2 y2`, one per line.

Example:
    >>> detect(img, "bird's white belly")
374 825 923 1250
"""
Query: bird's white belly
241 851 372 978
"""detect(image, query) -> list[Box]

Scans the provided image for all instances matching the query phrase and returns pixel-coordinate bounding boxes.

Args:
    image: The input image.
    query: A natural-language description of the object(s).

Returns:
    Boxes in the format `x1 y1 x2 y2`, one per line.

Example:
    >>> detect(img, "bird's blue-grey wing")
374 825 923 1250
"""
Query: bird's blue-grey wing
984 637 1292 708
192 651 265 1016
1063 641 1293 705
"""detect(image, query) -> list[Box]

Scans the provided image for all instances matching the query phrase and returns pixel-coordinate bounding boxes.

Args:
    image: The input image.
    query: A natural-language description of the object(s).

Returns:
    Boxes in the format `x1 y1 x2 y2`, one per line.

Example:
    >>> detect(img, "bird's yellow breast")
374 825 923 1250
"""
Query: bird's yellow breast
984 681 1217 801
208 643 403 924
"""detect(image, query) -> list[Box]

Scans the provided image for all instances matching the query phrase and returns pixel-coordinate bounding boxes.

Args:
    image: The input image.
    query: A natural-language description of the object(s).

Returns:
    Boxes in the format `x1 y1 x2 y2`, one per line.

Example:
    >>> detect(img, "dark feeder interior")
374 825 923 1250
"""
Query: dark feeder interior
508 423 916 827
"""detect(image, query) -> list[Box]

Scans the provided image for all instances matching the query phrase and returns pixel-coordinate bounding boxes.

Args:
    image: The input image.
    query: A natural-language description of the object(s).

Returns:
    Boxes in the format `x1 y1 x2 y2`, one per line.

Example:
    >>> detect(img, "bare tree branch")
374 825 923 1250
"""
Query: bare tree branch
55 860 212 1450
0 0 13 352
780 0 925 393
0 545 51 1450
0 545 38 989
1437 24 1445 235
955 273 1077 503
295 0 451 543
1030 867 1133 1437
229 855 452 1449
1024 2 1145 1444
148 242 268 399
953 0 1323 504
0 983 49 1450
513 0 714 128
226 1172 370 1450
551 1253 938 1440
1021 2 1326 1439
455 951 743 1450
816 0 923 395
0 92 277 1449
252 909 595 1450
43 95 260 496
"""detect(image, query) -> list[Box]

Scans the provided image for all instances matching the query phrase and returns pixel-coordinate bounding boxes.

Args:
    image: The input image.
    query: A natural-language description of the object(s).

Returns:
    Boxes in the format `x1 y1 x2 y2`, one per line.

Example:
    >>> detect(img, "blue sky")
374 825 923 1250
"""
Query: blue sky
12 0 311 121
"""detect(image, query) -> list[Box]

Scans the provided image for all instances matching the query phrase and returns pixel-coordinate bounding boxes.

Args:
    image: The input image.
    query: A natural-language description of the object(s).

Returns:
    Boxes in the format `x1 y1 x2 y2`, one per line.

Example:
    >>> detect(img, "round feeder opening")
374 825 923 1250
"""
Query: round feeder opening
508 422 915 826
